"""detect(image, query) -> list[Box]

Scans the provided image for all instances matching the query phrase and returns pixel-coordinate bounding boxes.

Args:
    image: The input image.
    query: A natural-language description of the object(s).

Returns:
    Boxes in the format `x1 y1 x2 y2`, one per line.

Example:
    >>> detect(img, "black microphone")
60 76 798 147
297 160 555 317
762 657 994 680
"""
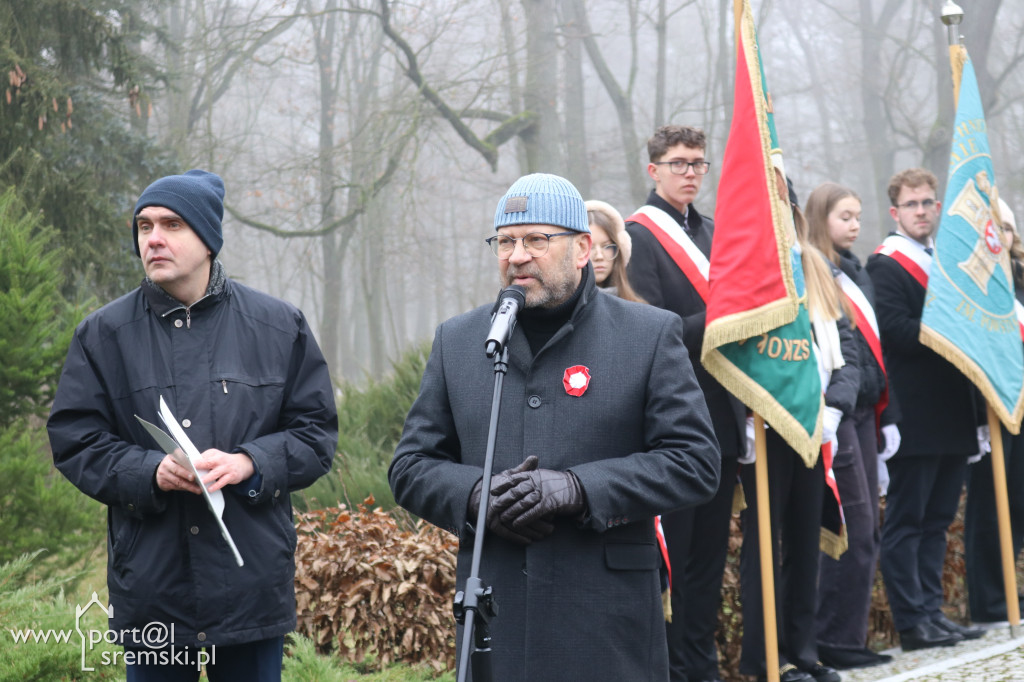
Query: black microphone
485 285 526 357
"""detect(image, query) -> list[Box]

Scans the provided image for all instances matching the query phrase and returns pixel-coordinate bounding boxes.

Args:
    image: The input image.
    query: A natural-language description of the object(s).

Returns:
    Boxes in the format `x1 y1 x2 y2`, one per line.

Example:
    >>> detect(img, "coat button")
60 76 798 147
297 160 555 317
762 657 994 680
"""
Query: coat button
528 395 542 408
274 489 281 498
182 419 191 428
190 525 199 535
197 632 206 642
174 319 183 328
127 503 135 512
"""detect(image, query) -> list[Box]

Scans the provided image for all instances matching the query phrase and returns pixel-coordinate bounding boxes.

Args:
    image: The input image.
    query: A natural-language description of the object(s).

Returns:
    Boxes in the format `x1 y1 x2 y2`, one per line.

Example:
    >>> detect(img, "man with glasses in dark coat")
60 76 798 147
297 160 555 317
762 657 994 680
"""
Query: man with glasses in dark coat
390 172 721 681
866 167 986 651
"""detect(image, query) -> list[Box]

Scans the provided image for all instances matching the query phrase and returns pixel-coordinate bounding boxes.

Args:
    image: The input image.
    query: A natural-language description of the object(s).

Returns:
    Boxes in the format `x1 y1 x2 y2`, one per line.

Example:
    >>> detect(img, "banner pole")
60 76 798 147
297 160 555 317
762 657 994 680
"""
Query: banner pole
986 404 1021 635
754 413 780 682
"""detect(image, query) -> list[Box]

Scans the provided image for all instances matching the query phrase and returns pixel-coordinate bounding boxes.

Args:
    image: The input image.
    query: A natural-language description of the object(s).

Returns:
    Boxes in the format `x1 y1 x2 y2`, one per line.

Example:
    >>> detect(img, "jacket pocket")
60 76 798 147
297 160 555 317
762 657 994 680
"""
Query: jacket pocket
110 513 141 576
214 372 286 433
604 541 658 571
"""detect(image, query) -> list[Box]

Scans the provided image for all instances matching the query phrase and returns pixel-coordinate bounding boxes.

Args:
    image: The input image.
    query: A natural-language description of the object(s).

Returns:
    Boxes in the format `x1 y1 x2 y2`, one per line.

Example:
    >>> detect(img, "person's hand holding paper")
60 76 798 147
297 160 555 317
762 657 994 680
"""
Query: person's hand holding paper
155 451 204 495
194 450 255 492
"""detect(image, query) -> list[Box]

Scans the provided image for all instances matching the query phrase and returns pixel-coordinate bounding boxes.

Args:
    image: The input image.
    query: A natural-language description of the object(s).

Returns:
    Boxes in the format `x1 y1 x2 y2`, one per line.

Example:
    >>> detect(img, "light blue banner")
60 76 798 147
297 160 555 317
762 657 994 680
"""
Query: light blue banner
921 55 1024 431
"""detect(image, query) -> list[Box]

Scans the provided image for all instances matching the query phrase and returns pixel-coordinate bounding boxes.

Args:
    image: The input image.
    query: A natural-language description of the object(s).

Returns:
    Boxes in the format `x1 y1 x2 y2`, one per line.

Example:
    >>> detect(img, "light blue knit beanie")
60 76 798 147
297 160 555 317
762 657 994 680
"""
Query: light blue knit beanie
493 173 590 233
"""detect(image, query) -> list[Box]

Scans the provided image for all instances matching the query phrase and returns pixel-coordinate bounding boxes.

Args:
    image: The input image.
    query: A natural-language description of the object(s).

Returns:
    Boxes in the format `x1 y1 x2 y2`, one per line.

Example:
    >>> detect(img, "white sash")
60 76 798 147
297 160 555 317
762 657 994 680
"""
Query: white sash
875 234 932 286
836 271 880 339
633 205 710 281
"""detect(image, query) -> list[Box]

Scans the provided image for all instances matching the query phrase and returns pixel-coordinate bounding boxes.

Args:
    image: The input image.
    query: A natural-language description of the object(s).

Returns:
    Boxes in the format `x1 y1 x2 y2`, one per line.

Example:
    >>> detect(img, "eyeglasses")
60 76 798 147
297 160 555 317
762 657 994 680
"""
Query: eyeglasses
652 160 711 175
590 243 619 260
897 199 937 211
485 231 578 259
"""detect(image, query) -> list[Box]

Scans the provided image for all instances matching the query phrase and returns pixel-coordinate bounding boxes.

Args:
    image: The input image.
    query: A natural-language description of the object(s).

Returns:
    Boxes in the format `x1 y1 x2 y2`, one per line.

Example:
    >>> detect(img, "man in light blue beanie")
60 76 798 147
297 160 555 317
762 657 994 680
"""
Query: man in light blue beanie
493 172 590 234
490 172 590 309
48 170 338 681
391 171 720 681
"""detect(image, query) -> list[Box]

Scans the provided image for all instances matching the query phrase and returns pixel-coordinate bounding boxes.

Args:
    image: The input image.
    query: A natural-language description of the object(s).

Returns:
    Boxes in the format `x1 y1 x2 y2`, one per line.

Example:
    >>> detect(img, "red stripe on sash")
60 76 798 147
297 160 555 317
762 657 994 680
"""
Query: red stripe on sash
874 245 929 289
655 515 671 590
842 292 890 428
628 212 710 303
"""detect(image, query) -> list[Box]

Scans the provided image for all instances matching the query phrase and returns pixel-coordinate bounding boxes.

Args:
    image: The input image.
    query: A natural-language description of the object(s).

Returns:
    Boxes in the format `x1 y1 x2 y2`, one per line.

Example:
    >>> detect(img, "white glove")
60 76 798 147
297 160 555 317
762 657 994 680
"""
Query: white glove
879 424 901 462
877 455 890 496
822 406 843 455
970 425 991 464
740 416 757 465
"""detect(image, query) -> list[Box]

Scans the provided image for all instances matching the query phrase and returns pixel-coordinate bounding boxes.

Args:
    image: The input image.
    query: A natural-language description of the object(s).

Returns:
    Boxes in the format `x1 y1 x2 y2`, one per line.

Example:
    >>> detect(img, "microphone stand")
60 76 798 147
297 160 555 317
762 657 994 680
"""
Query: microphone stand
453 345 509 682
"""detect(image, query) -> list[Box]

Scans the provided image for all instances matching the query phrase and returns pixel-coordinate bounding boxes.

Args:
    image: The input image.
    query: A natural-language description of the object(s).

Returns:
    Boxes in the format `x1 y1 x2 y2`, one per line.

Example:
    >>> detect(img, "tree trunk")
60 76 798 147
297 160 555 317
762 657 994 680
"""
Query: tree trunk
572 0 644 205
559 0 591 195
521 0 563 173
859 0 900 235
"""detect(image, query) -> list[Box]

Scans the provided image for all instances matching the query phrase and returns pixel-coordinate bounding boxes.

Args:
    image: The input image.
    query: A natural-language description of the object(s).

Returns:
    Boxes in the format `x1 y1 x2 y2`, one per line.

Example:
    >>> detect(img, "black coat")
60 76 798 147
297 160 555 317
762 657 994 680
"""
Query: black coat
48 276 338 646
626 191 746 457
389 273 721 681
866 250 979 456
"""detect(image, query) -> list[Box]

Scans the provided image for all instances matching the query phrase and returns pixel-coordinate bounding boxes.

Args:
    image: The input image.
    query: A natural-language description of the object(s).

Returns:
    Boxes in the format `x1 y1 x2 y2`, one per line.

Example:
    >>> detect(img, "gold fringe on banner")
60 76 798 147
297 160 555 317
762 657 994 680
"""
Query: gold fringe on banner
920 327 1024 435
703 348 824 467
702 297 798 356
819 527 848 561
732 481 747 515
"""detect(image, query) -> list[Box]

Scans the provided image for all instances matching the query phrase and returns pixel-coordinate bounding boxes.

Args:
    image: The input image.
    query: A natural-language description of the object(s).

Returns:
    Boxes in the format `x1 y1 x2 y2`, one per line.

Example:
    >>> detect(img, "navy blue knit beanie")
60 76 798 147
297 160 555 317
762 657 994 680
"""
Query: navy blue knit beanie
133 170 225 257
494 173 589 233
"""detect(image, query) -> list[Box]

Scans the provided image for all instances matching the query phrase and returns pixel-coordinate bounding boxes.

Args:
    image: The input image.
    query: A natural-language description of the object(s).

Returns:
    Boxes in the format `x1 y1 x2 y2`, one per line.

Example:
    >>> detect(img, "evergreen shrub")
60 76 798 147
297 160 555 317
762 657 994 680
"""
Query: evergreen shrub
297 342 430 512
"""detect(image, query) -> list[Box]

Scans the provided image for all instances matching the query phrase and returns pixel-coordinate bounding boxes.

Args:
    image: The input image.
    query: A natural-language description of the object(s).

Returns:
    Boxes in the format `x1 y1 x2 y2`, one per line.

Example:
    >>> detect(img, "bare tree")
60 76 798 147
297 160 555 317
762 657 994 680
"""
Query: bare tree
570 0 647 205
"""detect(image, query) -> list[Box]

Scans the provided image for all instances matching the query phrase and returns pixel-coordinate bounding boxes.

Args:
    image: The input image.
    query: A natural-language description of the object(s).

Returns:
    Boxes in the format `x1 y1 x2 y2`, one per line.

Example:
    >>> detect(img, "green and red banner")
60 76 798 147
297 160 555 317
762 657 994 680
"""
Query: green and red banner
701 0 823 467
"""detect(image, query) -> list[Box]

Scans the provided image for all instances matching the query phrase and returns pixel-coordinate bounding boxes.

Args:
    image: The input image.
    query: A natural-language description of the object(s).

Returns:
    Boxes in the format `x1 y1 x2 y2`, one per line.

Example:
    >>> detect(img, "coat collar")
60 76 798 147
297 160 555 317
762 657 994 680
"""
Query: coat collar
141 259 229 318
507 263 598 373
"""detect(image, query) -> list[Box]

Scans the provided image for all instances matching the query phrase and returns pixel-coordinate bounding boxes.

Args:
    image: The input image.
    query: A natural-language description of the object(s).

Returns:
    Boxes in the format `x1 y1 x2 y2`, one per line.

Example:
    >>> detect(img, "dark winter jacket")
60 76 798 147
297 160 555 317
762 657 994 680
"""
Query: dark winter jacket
48 271 338 647
866 248 979 456
389 271 720 681
626 190 746 458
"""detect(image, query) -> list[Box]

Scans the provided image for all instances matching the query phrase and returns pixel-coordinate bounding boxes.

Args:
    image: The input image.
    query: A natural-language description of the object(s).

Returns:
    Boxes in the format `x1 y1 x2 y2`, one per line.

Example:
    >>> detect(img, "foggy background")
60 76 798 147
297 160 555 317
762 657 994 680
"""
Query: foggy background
16 0 1024 384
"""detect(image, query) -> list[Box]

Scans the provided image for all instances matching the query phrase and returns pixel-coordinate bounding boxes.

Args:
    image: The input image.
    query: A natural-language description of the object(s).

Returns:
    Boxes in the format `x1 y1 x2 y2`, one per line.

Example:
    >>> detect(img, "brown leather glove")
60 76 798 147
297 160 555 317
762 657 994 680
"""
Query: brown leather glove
467 456 554 544
492 468 585 530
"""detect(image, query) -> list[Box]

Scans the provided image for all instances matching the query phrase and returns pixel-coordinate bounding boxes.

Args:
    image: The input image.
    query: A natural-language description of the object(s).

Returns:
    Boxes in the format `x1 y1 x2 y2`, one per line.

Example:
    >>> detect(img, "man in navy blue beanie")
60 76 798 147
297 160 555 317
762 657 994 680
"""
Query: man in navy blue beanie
48 170 339 681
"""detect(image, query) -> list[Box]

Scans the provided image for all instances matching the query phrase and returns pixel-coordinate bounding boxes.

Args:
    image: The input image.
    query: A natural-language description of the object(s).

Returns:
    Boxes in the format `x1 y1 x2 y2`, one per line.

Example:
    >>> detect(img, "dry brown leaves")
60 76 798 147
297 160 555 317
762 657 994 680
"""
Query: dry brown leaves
294 497 458 674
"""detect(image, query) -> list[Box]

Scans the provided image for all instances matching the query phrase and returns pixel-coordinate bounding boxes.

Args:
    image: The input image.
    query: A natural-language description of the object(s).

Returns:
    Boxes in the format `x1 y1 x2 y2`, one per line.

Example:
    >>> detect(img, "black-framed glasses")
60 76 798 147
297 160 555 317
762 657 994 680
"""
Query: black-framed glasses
897 199 937 211
653 160 711 175
485 231 579 259
590 243 619 260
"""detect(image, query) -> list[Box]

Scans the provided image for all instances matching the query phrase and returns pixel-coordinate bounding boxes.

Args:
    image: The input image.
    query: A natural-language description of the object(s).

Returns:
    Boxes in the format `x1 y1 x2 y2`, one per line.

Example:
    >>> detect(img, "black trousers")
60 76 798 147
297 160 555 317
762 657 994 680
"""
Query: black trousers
662 455 738 682
817 406 880 650
879 455 967 631
739 429 824 677
965 424 1024 622
124 635 284 682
